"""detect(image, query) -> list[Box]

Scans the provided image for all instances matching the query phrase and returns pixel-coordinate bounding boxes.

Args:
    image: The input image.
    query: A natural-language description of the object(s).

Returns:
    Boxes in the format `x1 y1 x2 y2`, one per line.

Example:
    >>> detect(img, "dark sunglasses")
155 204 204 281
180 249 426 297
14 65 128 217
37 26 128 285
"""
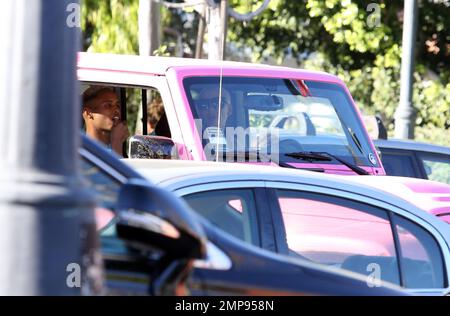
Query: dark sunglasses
196 97 229 110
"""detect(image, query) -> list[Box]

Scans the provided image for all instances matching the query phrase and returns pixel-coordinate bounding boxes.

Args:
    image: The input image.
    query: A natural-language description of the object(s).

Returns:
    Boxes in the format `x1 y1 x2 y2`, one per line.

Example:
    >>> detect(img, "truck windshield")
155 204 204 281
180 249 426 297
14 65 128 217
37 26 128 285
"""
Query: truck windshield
183 76 378 167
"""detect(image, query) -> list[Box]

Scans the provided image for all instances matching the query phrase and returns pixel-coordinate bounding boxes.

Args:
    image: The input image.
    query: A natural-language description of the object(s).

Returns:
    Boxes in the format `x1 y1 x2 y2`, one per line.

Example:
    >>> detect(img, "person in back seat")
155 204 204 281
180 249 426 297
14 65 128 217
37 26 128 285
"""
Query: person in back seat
147 97 164 135
146 97 171 138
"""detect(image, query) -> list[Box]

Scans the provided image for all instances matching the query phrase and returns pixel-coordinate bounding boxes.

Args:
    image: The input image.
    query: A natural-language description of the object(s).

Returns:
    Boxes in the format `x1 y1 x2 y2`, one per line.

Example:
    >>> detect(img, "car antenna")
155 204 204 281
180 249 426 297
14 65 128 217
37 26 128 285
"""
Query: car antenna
215 35 225 163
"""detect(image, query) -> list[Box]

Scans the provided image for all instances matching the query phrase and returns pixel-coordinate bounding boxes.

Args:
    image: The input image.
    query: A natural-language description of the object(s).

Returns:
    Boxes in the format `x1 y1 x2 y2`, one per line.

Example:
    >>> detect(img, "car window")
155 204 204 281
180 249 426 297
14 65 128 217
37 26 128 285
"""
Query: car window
81 157 126 255
275 189 401 286
393 214 445 289
183 189 259 246
418 153 450 185
184 77 378 167
379 150 418 178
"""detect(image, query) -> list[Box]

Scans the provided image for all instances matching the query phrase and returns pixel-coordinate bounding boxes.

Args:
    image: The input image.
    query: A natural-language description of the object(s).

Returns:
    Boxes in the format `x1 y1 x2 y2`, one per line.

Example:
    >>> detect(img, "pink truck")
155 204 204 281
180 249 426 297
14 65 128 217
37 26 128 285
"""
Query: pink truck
77 53 450 223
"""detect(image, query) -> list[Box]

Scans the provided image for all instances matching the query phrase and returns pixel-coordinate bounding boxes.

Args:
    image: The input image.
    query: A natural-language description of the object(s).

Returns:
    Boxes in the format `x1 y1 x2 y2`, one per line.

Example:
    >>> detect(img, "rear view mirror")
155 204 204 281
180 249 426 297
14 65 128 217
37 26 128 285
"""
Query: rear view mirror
129 135 178 160
244 94 284 111
116 180 206 260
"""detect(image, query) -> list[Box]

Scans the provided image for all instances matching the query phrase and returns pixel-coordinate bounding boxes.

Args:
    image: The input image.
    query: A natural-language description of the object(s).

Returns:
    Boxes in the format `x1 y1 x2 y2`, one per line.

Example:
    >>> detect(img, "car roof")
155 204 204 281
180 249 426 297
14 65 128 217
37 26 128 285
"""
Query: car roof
123 159 450 237
123 159 278 184
374 139 450 155
346 175 450 215
77 52 341 83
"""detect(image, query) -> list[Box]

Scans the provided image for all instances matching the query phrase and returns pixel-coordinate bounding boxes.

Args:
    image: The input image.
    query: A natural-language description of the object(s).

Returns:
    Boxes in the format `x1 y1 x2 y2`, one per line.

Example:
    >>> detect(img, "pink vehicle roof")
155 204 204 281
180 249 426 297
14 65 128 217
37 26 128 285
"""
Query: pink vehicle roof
348 176 450 224
78 52 341 82
77 52 384 175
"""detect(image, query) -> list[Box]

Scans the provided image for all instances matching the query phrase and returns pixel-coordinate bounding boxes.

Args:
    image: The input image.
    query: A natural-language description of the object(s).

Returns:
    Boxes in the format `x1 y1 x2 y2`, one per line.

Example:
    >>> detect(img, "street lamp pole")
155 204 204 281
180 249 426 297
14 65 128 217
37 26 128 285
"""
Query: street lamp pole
207 0 228 60
0 0 101 295
139 0 161 56
395 0 419 139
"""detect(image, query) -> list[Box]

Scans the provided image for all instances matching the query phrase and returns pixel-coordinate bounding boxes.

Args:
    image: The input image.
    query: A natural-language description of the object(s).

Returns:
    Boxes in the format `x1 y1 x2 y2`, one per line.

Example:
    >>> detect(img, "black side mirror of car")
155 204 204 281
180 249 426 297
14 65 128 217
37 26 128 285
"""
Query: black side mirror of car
128 135 178 160
116 180 206 260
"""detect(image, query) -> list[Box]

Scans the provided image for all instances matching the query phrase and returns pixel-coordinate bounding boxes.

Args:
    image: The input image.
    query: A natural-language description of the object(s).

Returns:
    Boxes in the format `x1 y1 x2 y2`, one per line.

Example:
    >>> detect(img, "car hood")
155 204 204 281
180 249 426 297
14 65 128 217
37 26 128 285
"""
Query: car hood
347 176 450 224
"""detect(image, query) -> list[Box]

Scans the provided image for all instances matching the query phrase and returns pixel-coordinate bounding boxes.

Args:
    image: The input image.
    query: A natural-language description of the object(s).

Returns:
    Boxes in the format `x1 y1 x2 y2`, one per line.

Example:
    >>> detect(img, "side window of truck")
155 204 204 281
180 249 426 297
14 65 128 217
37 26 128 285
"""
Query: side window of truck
80 83 173 145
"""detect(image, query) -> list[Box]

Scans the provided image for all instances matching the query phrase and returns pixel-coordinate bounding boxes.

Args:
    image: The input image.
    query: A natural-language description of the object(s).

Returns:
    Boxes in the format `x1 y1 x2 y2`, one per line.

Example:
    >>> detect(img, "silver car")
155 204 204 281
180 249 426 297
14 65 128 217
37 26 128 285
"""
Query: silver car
126 159 450 296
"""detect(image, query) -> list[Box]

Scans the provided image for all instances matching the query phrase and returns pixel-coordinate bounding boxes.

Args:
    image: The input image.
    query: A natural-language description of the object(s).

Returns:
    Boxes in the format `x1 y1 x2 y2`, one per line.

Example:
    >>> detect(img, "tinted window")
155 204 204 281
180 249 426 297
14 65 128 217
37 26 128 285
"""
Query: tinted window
379 151 418 178
81 157 126 255
394 215 445 289
183 77 377 167
275 190 400 286
418 153 450 185
183 189 259 245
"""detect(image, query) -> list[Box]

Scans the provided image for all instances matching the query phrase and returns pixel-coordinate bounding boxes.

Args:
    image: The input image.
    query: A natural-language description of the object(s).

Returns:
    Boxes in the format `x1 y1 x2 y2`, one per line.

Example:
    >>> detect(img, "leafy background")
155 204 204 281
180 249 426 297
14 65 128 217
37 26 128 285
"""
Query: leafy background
81 0 450 146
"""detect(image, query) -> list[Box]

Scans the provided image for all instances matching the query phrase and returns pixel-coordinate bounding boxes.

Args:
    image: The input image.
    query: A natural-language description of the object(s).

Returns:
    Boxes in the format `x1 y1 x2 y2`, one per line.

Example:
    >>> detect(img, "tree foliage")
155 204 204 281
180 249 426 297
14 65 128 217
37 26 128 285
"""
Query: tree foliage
82 0 199 57
81 0 450 145
228 0 450 145
82 0 139 53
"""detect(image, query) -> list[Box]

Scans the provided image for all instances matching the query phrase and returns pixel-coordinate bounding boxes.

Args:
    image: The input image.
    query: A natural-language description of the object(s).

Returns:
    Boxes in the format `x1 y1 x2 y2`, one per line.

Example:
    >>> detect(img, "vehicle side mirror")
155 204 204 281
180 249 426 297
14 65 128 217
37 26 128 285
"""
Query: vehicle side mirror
128 135 178 160
116 180 206 260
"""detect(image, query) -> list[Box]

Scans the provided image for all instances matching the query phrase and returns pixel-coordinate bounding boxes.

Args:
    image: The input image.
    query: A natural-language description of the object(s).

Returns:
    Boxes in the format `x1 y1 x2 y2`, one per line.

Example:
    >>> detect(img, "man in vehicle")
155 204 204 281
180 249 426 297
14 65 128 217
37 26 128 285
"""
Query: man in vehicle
82 86 129 157
194 88 234 154
195 88 233 131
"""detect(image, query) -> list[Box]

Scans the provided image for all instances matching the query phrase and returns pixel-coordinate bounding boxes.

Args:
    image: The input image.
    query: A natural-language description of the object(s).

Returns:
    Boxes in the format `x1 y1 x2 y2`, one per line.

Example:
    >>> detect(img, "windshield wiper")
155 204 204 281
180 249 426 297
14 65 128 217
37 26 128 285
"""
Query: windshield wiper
337 117 364 155
347 127 364 154
277 160 325 172
284 151 370 175
217 151 325 172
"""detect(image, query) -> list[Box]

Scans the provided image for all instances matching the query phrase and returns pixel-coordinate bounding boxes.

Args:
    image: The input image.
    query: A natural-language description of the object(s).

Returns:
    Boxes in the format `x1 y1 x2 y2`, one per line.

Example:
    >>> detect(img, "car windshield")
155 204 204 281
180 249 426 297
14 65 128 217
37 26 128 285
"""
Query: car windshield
183 76 378 167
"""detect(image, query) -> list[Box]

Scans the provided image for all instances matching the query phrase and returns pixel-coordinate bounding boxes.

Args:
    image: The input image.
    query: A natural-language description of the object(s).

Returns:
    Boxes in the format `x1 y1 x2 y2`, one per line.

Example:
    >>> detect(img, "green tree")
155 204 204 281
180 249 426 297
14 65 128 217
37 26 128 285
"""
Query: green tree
81 0 450 145
82 0 200 57
228 0 450 145
82 0 139 53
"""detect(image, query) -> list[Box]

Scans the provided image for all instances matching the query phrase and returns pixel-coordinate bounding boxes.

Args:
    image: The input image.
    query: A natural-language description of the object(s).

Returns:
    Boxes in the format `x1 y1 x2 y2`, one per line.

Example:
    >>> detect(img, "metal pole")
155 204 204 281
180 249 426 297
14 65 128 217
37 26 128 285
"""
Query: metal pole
0 0 101 295
139 0 161 56
208 0 227 60
208 2 221 60
395 0 418 139
195 6 206 59
220 0 228 60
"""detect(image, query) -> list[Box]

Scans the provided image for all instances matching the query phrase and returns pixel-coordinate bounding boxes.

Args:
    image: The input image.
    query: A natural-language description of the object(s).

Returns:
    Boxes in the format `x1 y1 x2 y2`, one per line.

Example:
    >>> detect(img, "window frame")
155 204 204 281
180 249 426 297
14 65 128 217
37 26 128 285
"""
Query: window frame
175 181 277 252
182 76 378 167
378 148 425 179
416 151 450 184
79 75 186 149
264 180 450 294
391 213 447 290
268 187 403 286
